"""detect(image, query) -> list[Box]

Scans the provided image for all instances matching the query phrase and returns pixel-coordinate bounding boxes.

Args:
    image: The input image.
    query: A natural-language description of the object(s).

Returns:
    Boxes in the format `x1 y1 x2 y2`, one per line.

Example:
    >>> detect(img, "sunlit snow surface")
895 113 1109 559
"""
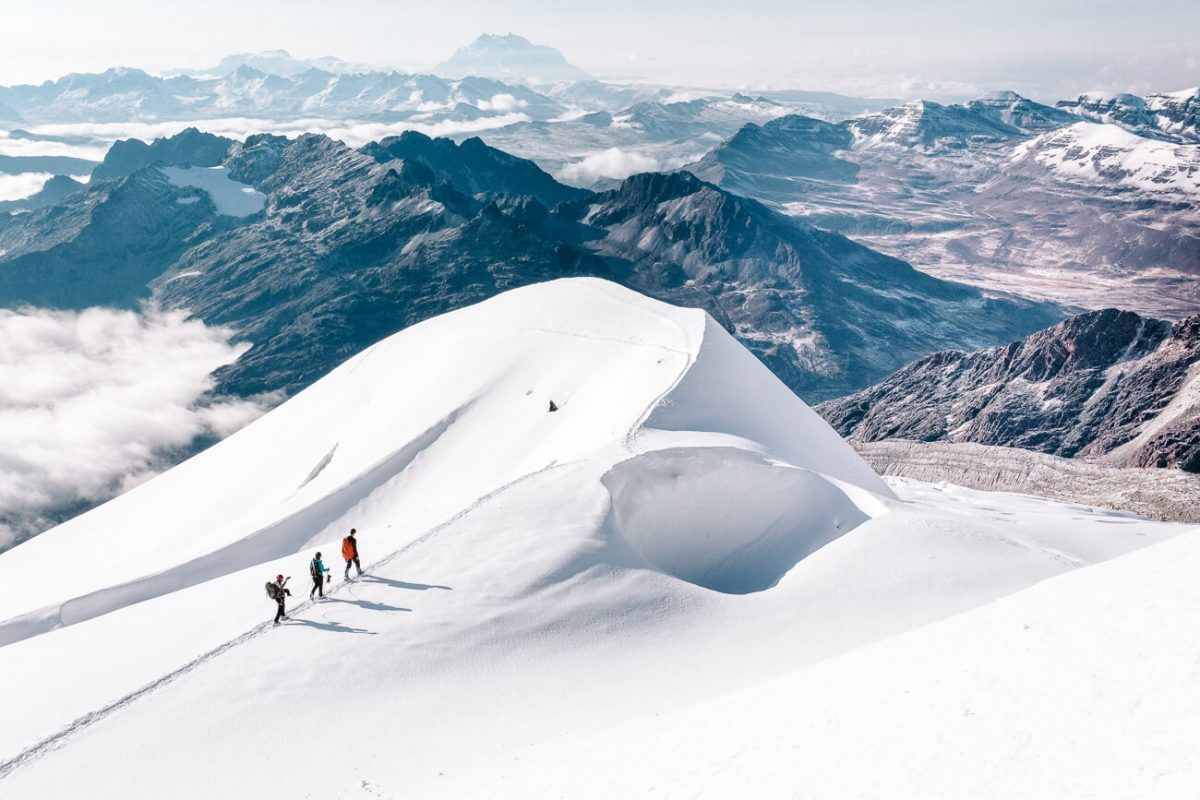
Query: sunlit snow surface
1017 121 1200 198
160 165 265 217
0 280 1193 798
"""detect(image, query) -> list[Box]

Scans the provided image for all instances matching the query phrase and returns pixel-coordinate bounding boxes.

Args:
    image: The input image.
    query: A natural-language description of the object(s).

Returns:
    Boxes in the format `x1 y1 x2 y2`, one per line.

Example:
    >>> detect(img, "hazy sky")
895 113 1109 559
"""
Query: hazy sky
1 0 1196 100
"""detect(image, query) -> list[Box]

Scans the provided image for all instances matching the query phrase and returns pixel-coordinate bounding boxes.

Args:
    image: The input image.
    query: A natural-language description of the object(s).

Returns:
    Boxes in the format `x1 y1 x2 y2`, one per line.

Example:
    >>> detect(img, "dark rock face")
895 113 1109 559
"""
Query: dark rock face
583 170 1060 399
92 128 235 180
818 309 1200 472
1055 93 1161 135
361 132 589 208
0 169 219 308
689 115 858 196
0 130 1061 402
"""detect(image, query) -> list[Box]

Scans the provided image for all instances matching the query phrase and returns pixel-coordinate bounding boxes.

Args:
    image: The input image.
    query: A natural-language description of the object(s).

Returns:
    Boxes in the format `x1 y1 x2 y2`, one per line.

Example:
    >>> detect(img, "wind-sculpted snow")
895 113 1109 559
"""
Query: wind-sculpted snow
0 279 887 648
473 515 1200 800
603 448 869 593
0 280 1189 798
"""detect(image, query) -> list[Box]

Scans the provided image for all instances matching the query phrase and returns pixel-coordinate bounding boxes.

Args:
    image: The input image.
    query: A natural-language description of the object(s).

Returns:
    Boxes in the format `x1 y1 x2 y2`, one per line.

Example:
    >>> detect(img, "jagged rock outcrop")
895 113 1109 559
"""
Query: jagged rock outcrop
92 128 234 180
819 309 1200 471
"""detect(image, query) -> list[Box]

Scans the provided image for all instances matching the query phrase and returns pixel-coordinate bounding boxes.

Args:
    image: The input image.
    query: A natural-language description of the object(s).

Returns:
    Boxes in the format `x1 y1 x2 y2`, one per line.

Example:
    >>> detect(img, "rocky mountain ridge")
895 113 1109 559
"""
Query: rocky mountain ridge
689 91 1200 317
0 129 1060 402
819 309 1200 472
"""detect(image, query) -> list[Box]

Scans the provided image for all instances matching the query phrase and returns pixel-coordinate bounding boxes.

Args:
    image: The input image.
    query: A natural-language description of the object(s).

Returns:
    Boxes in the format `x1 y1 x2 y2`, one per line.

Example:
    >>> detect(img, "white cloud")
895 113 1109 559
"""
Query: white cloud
0 172 51 201
0 307 275 549
0 130 110 161
477 93 527 113
558 147 660 185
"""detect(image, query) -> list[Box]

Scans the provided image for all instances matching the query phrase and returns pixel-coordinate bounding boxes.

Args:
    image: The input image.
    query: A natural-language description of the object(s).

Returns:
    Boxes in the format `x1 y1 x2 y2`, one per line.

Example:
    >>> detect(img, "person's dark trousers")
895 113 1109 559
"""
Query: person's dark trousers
310 576 324 598
274 598 286 623
345 557 361 578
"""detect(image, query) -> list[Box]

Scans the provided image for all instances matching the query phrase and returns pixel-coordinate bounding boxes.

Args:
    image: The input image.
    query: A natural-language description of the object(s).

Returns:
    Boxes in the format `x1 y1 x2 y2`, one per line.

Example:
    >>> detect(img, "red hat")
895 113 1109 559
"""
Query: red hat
276 574 284 583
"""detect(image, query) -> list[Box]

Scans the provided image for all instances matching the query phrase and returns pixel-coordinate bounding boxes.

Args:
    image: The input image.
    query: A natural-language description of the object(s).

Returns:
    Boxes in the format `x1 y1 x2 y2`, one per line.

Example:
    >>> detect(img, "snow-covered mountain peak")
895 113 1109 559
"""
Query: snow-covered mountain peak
975 89 1024 102
434 33 590 84
849 99 1022 149
967 90 1078 133
0 285 1189 798
1014 121 1200 198
0 278 888 646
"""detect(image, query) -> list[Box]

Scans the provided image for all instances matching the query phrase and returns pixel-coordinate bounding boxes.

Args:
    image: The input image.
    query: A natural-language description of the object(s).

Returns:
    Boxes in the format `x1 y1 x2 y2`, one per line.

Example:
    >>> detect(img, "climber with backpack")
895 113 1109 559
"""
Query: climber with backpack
342 528 362 580
309 551 330 599
266 574 291 624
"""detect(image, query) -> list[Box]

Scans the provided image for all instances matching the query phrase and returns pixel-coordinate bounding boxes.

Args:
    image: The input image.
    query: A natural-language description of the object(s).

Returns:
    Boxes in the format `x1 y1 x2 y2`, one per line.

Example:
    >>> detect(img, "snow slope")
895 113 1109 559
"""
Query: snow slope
161 165 265 216
0 279 1191 798
0 278 884 646
1016 121 1200 198
481 523 1200 800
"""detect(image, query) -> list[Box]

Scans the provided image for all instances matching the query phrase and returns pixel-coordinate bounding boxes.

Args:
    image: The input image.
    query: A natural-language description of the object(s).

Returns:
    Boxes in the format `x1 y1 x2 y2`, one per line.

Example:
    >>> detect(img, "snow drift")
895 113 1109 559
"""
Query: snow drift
0 278 1190 798
0 278 886 646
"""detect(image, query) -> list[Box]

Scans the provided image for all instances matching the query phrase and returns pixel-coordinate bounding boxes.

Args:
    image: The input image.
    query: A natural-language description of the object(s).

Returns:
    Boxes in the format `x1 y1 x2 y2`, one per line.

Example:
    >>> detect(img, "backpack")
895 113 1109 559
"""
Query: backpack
265 581 280 600
342 537 355 560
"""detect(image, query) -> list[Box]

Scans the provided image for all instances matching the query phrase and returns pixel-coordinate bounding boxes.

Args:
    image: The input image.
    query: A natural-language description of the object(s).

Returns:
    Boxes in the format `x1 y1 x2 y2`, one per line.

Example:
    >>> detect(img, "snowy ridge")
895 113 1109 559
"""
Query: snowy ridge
0 278 885 647
1016 121 1200 198
0 280 1191 798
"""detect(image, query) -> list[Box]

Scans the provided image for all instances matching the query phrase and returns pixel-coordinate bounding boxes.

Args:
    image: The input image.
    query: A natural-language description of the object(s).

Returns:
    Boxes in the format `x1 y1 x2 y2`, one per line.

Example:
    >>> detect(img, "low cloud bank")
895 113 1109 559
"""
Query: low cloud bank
0 172 51 201
559 147 661 184
0 307 275 549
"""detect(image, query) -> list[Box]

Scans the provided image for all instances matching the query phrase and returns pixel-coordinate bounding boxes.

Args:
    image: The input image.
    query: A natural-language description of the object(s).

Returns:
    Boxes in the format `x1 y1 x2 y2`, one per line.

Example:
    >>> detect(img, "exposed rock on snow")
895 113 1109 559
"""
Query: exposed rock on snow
1060 88 1200 143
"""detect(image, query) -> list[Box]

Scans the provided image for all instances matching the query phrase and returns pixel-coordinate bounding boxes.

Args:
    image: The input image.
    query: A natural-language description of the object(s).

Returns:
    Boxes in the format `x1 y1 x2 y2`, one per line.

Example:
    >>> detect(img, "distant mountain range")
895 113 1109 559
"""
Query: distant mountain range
435 34 590 84
820 308 1200 472
689 89 1200 317
0 129 1059 403
0 65 567 125
1058 89 1200 142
